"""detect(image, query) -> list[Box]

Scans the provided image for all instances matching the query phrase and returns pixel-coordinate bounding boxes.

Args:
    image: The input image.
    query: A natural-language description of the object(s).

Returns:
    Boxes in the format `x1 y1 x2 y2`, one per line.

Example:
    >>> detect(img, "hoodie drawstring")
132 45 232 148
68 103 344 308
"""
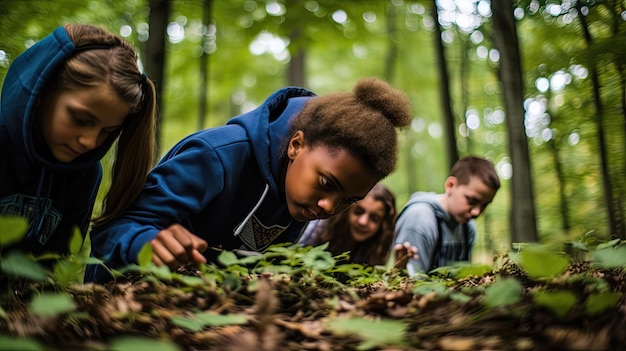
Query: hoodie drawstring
26 167 54 244
233 184 269 237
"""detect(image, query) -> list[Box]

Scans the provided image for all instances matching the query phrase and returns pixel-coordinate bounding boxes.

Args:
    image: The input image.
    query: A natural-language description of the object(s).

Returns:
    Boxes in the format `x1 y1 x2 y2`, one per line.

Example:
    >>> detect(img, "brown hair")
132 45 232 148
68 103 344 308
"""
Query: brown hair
291 77 411 180
312 183 397 266
451 156 501 191
53 24 157 226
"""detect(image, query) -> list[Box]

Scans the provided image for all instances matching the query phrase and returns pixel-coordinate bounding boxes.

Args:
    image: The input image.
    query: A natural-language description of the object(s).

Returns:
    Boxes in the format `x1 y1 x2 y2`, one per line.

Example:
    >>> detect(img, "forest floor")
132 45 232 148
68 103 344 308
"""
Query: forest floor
1 253 625 351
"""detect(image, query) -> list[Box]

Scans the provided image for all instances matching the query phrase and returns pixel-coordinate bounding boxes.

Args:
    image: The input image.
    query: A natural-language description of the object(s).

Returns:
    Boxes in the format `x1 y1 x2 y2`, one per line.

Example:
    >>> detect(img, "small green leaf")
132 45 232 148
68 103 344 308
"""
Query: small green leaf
0 251 47 281
482 277 522 308
454 264 492 279
68 227 84 256
516 244 570 279
302 248 335 271
196 312 248 326
591 246 626 268
137 243 153 267
0 335 44 351
110 336 181 351
586 292 621 314
171 312 248 332
172 274 206 287
326 317 408 350
450 292 472 303
217 250 238 266
53 259 84 285
29 293 75 317
565 241 588 252
595 239 621 250
532 289 577 318
412 281 448 296
222 271 242 291
170 316 205 332
0 216 29 246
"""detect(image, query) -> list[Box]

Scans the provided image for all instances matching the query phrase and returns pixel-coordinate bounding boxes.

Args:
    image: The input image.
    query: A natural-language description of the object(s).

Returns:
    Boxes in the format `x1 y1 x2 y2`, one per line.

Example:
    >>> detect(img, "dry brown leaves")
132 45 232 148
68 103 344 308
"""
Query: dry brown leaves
0 263 625 350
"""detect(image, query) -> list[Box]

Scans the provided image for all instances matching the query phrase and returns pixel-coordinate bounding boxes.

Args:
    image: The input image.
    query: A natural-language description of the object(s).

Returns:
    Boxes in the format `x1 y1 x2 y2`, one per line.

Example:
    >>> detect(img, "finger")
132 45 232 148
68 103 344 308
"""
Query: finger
170 225 196 252
151 239 183 269
192 249 207 264
191 234 208 253
158 227 194 264
152 253 164 266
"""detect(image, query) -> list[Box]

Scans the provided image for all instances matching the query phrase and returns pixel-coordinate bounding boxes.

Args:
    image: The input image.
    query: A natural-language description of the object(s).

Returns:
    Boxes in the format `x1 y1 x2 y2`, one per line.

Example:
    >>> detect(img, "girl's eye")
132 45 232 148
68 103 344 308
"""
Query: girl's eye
72 113 91 126
352 206 365 215
320 176 331 189
73 117 88 126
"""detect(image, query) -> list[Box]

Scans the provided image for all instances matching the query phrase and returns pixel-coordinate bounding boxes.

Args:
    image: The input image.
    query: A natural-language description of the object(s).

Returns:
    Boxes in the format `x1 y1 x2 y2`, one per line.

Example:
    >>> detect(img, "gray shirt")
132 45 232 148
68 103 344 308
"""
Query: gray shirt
393 192 475 275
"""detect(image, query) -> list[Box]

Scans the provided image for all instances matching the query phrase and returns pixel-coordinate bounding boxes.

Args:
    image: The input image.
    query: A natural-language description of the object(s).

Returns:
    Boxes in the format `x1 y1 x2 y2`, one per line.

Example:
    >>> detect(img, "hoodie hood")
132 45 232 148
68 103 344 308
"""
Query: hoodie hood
226 87 316 193
404 191 451 222
0 26 119 173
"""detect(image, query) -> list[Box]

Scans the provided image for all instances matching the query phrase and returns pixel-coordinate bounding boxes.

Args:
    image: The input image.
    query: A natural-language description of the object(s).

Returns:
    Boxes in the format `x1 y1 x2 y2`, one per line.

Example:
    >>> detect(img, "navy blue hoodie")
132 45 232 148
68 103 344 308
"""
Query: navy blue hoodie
86 87 316 282
0 27 120 255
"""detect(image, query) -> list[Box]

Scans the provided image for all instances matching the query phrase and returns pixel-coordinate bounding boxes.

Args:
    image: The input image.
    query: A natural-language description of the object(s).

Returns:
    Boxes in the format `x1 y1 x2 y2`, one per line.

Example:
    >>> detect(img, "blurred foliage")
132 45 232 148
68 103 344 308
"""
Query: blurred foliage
1 0 624 263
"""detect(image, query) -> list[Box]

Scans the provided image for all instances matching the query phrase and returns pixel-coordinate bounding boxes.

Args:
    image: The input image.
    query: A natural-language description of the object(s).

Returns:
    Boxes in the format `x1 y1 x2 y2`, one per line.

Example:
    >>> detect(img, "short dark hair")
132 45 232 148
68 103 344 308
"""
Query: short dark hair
450 156 500 191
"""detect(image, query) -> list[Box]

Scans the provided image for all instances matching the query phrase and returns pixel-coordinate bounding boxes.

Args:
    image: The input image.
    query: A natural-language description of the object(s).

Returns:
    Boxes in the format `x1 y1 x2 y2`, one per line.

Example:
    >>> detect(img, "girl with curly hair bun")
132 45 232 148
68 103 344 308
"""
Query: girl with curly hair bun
87 77 411 283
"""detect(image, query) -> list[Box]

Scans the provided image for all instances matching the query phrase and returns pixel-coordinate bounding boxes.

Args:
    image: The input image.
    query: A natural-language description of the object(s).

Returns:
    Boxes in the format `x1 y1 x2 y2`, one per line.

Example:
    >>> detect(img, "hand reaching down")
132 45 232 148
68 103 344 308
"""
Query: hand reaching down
393 241 418 270
150 223 208 270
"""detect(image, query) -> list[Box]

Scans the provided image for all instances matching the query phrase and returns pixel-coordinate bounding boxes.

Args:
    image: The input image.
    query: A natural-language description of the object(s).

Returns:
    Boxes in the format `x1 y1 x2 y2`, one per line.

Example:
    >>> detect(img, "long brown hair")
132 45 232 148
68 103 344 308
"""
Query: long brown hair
56 24 157 227
312 183 397 266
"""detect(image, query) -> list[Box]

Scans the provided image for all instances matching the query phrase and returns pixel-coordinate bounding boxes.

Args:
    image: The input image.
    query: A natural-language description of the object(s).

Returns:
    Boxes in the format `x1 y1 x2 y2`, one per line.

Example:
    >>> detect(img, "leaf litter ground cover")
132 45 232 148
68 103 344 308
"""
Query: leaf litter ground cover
1 239 626 351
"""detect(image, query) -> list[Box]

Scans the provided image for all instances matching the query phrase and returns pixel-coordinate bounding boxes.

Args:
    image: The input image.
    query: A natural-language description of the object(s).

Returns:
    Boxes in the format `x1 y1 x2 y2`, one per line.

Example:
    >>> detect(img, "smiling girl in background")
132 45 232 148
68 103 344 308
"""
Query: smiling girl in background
0 24 157 256
299 183 417 267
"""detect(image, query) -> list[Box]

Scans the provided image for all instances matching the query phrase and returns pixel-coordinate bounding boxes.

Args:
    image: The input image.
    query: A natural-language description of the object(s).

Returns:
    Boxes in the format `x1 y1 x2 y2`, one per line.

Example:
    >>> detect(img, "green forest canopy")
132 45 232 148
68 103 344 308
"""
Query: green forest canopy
1 0 624 262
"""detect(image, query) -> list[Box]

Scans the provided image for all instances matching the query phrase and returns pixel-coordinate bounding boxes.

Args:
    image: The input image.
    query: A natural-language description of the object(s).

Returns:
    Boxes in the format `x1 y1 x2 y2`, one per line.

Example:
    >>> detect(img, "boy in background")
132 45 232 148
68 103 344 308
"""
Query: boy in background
393 156 500 275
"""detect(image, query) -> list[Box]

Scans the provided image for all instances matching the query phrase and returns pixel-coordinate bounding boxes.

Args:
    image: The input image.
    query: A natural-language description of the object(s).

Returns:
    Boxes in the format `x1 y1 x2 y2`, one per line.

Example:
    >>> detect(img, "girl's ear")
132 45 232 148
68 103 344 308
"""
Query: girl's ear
287 130 305 160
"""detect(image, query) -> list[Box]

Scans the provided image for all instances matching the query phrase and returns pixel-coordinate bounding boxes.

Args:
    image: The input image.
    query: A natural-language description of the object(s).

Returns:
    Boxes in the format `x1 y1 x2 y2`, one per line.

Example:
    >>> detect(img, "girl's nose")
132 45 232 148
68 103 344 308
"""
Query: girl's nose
318 197 341 215
78 130 99 150
357 213 369 225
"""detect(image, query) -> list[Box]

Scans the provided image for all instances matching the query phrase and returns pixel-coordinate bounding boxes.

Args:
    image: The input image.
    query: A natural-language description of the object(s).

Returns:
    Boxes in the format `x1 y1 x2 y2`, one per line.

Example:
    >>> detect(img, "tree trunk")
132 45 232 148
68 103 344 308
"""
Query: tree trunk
432 0 459 170
383 2 398 82
576 3 620 238
491 0 539 244
288 40 306 87
145 0 170 154
197 0 213 131
547 137 570 231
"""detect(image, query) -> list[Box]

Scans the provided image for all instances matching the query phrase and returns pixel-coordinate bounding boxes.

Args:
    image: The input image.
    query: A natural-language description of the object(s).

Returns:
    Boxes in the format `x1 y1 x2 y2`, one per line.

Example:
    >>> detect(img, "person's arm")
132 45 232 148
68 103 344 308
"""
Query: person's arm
89 138 225 271
393 203 439 275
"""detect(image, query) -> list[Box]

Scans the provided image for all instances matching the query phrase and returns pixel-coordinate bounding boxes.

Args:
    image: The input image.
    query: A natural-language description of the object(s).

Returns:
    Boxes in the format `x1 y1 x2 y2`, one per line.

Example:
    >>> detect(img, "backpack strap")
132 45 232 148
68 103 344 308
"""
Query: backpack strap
428 216 444 272
429 220 470 272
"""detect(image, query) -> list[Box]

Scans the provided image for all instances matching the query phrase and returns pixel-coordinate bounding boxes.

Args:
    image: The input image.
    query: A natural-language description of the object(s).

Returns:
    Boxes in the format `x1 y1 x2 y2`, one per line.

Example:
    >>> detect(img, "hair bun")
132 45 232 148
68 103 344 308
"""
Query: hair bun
353 77 411 128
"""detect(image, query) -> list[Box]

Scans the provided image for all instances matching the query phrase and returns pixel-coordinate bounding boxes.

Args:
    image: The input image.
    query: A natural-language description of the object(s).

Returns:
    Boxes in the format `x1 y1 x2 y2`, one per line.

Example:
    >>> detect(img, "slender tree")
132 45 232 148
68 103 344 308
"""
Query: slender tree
575 2 619 238
145 0 170 154
197 0 214 130
491 0 538 243
432 0 459 170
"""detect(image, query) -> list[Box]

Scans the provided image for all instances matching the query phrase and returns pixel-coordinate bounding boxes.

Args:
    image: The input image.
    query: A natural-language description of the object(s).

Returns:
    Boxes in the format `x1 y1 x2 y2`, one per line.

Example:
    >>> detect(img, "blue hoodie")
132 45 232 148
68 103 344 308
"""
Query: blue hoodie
85 87 317 282
0 27 120 255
